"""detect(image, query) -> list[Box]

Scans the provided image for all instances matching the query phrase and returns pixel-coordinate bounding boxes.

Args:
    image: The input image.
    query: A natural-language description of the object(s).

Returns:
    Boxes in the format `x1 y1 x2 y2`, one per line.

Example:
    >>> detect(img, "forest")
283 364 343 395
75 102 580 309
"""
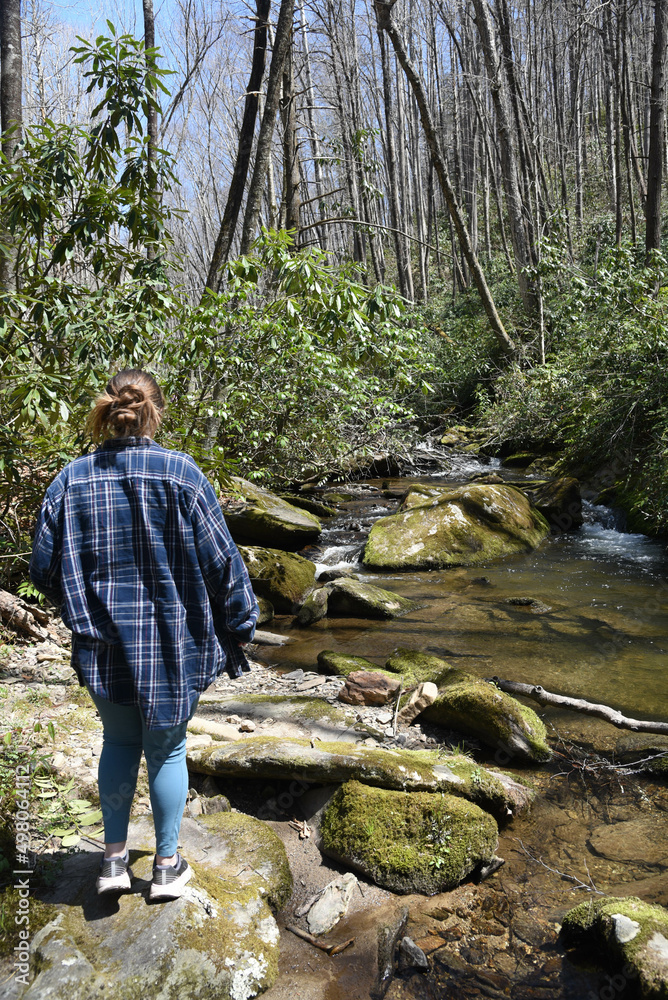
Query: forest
2 0 668 587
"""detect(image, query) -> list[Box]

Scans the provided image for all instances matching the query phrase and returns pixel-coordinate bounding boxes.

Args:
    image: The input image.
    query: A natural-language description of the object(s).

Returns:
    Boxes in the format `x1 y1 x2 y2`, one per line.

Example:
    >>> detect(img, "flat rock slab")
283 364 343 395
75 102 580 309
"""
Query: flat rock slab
320 780 498 894
195 695 358 743
363 483 549 570
18 812 292 1000
186 735 533 820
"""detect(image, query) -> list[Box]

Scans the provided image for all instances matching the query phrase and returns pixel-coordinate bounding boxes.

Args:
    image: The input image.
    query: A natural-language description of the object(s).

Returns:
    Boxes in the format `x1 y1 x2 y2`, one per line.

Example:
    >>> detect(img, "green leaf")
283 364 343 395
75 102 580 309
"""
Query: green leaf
61 833 81 847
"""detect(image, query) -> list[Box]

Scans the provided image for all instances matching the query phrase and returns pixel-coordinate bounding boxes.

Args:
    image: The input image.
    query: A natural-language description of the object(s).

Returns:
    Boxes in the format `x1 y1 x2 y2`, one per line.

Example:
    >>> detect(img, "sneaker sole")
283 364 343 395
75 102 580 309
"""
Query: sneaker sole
97 872 132 894
149 864 192 900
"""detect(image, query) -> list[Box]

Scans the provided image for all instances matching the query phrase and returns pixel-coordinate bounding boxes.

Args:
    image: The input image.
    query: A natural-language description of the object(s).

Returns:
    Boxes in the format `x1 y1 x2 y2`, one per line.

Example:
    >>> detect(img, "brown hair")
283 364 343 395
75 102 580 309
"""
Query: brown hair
87 370 165 441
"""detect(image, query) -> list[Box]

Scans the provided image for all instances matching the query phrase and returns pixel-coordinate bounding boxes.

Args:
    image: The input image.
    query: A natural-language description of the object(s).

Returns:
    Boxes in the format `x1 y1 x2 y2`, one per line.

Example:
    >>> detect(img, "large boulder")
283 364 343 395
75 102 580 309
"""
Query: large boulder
186 735 533 820
19 812 292 1000
224 477 322 549
561 896 668 999
317 651 389 678
519 477 583 531
238 545 316 613
362 483 549 570
319 780 499 894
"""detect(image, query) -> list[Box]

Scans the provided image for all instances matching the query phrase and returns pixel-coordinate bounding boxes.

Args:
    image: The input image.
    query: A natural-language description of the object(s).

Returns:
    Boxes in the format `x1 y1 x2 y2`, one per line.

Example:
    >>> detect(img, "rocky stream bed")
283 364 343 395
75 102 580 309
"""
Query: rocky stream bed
2 438 668 1000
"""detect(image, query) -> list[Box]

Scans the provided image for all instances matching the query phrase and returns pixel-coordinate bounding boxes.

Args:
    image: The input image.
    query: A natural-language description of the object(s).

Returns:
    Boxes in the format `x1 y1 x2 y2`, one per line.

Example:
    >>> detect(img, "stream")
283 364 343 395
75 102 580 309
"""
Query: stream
259 454 668 1000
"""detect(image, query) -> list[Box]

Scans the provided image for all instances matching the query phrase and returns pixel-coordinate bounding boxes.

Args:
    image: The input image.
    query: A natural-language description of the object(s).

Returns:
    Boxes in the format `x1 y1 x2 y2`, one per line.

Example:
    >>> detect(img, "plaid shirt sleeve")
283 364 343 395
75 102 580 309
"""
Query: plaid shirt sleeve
191 477 259 676
29 481 65 607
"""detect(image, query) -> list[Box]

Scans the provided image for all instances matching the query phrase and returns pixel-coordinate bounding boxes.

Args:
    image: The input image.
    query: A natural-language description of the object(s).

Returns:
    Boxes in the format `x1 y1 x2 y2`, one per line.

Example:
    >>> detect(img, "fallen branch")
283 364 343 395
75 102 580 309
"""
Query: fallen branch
286 923 355 956
0 588 49 640
488 677 668 735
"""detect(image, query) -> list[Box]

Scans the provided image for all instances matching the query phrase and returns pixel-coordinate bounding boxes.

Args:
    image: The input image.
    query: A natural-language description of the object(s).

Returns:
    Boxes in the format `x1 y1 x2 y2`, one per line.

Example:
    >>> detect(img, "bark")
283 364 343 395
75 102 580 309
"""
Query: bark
374 0 515 353
471 0 536 315
280 21 301 235
646 0 668 256
142 0 158 261
0 588 49 641
204 0 271 292
489 678 668 735
240 0 295 256
1 0 23 292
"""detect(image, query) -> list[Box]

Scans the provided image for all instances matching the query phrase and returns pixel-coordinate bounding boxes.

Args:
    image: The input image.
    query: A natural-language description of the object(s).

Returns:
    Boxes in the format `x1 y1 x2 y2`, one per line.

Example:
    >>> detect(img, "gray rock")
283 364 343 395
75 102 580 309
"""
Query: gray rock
306 873 358 935
225 477 322 549
239 546 316 613
398 936 429 972
16 813 292 1000
296 586 331 626
325 578 420 619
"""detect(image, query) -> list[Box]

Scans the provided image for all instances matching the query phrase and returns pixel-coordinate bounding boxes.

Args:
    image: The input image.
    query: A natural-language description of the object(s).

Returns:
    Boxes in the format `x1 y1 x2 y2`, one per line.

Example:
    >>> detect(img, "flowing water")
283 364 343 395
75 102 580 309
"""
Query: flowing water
260 455 668 1000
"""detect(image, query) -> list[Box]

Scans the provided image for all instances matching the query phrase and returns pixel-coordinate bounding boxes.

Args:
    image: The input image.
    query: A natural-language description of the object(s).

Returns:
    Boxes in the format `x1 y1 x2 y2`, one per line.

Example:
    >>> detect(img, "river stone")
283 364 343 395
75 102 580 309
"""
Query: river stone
306 872 358 935
319 780 498 894
296 586 330 625
224 477 322 549
520 477 583 531
325 578 421 619
278 493 337 518
338 671 401 706
398 682 439 724
256 596 274 624
19 812 291 1000
616 735 668 775
186 736 533 820
385 649 457 687
238 545 316 613
561 896 668 999
362 483 550 570
588 817 668 867
418 666 551 762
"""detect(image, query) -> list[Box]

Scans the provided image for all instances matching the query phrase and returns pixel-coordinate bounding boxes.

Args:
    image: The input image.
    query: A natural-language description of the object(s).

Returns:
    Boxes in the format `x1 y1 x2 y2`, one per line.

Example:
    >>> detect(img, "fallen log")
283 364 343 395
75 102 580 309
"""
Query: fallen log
488 677 668 735
0 588 49 640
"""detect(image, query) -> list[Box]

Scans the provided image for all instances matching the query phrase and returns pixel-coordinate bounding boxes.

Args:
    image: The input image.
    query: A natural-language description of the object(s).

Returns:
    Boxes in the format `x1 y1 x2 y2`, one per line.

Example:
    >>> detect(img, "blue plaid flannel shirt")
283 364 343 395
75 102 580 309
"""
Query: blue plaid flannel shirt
29 437 259 729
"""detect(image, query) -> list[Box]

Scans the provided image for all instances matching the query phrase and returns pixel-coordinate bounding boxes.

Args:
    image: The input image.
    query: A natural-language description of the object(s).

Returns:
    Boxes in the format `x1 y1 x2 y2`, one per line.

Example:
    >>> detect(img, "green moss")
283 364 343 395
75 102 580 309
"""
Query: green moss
320 780 498 894
422 676 551 762
317 650 393 678
225 477 322 550
0 888 56 958
562 896 668 999
238 545 316 613
384 649 457 687
363 483 550 570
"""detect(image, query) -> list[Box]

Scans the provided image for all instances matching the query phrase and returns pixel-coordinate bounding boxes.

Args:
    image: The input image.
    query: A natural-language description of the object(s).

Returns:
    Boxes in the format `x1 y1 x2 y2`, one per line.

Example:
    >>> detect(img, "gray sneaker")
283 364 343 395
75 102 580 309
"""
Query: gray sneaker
149 853 192 900
96 853 132 895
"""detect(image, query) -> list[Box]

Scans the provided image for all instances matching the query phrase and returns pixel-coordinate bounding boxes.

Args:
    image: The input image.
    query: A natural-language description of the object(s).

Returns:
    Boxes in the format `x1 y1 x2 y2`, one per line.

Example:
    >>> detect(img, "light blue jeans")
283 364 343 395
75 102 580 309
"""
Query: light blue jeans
87 689 198 856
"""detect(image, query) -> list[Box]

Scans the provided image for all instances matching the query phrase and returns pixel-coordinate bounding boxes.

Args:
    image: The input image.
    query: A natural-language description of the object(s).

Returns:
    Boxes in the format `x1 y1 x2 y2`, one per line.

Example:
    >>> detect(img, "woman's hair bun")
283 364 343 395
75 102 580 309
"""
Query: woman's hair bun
87 370 165 441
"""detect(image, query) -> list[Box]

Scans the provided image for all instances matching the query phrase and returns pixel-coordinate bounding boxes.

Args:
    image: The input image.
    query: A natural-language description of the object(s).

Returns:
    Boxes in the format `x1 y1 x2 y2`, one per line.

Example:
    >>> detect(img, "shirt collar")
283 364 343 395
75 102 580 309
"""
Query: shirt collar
100 436 153 450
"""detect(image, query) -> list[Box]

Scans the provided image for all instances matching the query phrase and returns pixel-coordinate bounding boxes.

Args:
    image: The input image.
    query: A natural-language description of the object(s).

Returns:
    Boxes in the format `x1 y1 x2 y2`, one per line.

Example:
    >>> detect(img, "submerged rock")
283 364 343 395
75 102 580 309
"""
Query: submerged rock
225 477 322 549
238 545 316 613
22 812 291 1000
319 780 499 894
561 896 668 999
187 735 533 819
362 483 549 570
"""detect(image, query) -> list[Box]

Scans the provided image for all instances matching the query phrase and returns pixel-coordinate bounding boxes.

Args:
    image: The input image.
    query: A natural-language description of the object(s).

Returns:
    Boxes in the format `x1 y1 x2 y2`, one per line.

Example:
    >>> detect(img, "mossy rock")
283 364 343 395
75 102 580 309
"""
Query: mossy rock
325 578 421 619
296 586 330 626
187 736 533 820
363 484 550 570
278 494 338 518
256 596 274 625
317 651 391 678
20 813 290 1000
225 476 321 549
319 780 498 894
562 896 668 999
238 545 316 613
384 649 457 687
422 675 551 763
197 693 351 727
520 477 583 531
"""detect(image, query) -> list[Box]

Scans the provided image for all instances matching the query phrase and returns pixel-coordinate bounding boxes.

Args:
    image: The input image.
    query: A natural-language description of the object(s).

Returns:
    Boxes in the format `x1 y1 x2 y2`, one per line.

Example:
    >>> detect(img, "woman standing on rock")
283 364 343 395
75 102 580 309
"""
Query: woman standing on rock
29 370 259 900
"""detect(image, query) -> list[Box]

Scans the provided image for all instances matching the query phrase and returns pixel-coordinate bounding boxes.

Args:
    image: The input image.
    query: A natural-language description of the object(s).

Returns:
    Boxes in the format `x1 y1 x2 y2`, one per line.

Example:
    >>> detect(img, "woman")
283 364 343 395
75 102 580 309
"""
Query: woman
29 370 259 900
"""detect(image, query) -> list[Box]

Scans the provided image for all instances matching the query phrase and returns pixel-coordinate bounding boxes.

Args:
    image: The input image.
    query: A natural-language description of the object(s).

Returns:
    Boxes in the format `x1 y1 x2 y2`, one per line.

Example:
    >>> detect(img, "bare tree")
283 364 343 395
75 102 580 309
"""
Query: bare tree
1 0 23 291
646 0 668 257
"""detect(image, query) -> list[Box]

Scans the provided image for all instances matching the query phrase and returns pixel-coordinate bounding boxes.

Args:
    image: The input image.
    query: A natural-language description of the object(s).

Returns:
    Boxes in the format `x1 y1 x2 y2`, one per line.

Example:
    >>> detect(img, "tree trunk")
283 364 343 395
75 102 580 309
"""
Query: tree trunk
204 0 271 292
280 21 301 235
1 0 23 292
646 0 668 256
375 0 514 353
240 0 294 256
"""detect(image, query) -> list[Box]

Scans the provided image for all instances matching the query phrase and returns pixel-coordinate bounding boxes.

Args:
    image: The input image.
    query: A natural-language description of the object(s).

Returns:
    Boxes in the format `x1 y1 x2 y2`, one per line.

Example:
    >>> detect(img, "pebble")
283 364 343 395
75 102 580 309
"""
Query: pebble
239 720 256 733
